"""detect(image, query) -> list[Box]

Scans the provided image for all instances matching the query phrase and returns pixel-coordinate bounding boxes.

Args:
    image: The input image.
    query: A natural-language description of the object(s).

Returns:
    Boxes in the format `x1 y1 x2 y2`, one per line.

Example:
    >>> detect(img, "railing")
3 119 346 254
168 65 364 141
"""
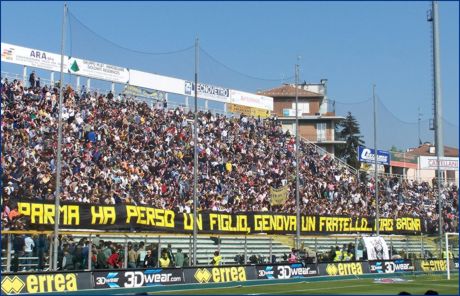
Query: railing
359 170 457 186
165 100 231 117
301 135 359 177
2 232 455 273
1 254 50 272
1 72 112 95
2 71 52 87
0 232 291 272
1 71 23 81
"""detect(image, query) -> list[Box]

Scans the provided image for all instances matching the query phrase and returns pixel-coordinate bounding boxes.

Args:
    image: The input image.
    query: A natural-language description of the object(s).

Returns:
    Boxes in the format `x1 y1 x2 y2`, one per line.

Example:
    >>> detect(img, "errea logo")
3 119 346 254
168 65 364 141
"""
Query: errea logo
326 264 338 276
194 268 212 283
1 276 25 294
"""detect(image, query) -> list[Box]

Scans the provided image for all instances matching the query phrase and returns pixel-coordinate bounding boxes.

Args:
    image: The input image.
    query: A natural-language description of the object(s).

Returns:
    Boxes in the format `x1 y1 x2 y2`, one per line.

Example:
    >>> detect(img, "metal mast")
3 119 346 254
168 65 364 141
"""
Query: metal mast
295 61 300 250
192 37 199 266
430 1 445 255
53 1 67 271
373 84 380 236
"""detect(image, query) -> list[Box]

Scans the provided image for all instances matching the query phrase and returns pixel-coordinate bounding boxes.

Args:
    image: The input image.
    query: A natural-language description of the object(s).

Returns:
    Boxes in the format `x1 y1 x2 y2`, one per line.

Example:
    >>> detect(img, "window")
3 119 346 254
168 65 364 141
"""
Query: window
292 102 309 114
317 123 327 141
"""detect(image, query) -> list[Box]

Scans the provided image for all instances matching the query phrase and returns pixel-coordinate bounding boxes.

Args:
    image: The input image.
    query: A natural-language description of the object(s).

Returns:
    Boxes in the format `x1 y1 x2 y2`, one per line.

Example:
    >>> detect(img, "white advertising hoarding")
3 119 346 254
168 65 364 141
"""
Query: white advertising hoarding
229 89 273 110
419 156 459 171
67 57 129 84
2 42 274 110
129 69 184 95
184 81 229 103
1 42 66 72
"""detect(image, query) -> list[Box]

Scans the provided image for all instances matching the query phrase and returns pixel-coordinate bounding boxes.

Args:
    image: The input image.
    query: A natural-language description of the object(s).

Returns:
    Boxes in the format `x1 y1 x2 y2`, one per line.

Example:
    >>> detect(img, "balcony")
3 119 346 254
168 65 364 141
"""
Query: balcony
301 135 346 145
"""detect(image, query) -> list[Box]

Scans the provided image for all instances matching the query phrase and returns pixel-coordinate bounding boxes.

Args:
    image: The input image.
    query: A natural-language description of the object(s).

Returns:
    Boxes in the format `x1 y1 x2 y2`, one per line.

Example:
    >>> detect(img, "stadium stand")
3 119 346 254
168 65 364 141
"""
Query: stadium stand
1 76 458 271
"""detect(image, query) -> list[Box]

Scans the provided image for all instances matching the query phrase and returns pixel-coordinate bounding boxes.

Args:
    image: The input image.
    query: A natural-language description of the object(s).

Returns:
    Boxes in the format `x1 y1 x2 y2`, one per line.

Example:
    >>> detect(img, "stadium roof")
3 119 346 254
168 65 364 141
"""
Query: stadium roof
257 84 322 98
406 143 459 157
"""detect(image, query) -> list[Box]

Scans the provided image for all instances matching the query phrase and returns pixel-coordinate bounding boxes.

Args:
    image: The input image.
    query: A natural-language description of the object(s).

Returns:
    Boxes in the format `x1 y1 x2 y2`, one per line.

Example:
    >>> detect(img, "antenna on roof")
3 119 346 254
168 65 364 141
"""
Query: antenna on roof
418 107 423 145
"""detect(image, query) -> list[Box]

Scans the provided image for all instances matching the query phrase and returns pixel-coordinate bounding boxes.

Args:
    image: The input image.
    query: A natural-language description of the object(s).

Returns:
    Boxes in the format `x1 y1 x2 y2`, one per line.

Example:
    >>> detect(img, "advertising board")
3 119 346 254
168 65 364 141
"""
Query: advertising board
2 42 274 110
184 81 229 102
1 42 66 72
417 259 449 272
256 263 318 280
1 272 91 294
122 85 166 101
358 146 390 165
318 262 370 276
92 269 183 289
419 156 459 171
229 89 273 110
369 259 415 273
183 266 256 284
227 103 271 118
67 57 129 84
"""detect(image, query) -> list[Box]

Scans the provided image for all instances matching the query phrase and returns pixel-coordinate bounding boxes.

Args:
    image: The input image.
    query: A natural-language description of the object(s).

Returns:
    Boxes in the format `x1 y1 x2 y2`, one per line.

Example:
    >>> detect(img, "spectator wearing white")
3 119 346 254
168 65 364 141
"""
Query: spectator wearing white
24 234 35 270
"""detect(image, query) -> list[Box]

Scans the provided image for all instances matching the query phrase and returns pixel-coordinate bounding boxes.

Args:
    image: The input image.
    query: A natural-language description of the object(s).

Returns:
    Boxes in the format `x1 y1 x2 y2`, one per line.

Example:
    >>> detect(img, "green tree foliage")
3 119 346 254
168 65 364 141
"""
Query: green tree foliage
335 112 365 169
390 145 403 153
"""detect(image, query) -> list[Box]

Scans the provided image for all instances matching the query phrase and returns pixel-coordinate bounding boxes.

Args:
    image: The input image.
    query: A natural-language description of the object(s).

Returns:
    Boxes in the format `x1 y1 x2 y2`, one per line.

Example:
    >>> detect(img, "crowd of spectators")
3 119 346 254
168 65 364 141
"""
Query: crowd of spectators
2 233 186 272
1 77 458 234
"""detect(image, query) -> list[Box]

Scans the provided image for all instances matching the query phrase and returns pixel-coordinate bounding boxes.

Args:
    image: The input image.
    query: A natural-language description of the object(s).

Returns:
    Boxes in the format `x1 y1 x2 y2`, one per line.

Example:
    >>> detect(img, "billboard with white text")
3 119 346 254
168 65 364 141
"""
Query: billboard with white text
184 81 229 102
229 89 273 110
2 42 273 110
419 156 458 171
358 146 390 165
67 57 129 84
1 42 66 72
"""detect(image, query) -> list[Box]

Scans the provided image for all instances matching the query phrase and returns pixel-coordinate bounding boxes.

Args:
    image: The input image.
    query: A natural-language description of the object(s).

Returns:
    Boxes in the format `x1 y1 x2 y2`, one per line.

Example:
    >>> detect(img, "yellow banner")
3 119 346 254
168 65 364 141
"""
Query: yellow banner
14 200 424 234
227 103 270 118
270 186 289 206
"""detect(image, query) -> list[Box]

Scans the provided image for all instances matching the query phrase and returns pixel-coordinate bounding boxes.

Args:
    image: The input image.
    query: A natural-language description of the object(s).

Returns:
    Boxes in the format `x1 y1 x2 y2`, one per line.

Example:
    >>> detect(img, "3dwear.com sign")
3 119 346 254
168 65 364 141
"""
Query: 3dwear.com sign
93 269 183 288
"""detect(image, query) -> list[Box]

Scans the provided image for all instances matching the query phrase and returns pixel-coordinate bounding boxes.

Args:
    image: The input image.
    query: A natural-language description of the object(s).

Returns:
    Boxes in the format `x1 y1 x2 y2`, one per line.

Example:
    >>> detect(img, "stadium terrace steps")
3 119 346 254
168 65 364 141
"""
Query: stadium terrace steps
71 234 293 265
299 235 443 258
70 233 451 264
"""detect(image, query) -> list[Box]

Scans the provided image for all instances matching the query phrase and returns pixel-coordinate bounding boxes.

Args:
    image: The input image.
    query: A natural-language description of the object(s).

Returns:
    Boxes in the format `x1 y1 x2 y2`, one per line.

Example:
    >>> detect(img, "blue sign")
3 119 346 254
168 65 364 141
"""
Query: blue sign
358 146 390 165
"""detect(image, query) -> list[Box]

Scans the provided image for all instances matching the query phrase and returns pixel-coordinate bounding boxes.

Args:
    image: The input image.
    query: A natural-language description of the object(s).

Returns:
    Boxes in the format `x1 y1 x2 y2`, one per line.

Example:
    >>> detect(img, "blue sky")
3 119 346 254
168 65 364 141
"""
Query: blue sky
1 1 458 149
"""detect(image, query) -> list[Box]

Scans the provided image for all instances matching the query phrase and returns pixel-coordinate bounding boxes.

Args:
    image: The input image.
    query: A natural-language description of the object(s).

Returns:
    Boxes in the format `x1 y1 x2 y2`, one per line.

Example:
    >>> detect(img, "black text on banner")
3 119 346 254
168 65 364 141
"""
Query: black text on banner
15 200 426 234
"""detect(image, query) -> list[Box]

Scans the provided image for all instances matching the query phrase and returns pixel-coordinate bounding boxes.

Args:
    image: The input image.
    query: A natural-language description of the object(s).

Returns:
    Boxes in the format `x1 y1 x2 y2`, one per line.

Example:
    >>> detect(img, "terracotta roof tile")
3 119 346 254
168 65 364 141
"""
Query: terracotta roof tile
406 143 458 157
257 84 322 98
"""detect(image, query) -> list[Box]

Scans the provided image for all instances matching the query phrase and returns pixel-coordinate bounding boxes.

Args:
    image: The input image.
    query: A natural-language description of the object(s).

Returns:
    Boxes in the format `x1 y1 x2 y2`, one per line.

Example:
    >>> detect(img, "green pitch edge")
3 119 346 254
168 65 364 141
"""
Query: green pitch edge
25 271 458 295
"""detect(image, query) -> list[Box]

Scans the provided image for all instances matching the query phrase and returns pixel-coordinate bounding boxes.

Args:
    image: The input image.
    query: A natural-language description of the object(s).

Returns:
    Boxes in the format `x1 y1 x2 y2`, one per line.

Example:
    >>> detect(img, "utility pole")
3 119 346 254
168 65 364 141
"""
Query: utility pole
53 1 67 271
192 37 199 266
373 84 380 236
429 1 444 256
418 107 422 145
295 59 300 250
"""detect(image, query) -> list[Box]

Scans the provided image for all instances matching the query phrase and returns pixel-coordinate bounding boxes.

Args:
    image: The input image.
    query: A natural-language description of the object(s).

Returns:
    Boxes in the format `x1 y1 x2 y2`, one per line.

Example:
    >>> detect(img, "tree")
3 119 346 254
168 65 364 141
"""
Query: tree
335 112 365 169
390 145 403 153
